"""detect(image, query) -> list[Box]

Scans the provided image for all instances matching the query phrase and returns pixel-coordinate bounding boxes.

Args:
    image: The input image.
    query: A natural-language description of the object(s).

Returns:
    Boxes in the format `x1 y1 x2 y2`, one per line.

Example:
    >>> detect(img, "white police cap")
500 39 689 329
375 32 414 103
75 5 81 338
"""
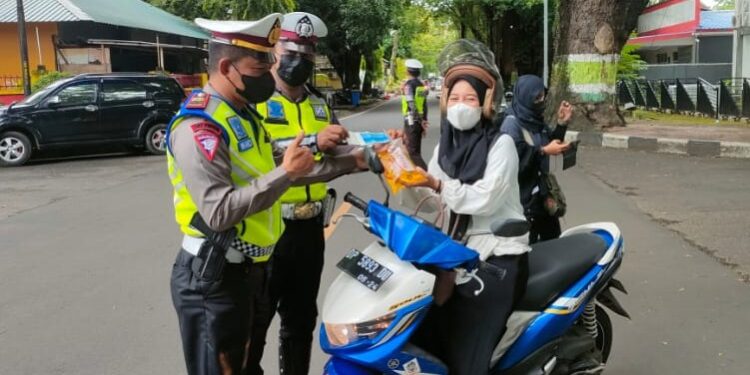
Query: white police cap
278 12 328 54
196 13 283 61
405 59 424 70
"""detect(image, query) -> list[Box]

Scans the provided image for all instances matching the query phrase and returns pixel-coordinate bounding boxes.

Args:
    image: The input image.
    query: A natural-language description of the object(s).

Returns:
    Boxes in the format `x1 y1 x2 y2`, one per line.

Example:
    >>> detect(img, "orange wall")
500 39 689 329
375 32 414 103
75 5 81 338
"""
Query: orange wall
0 22 58 77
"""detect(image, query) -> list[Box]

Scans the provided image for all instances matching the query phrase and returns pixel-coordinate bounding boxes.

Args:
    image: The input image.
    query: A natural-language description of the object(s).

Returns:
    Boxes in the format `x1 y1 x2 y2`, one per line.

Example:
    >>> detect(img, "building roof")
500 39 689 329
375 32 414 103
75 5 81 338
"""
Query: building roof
0 0 208 39
699 10 733 31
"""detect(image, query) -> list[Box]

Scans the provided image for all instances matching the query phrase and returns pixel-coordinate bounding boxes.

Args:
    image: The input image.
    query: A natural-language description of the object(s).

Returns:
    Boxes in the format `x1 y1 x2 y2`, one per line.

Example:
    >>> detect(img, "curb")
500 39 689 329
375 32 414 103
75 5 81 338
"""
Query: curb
566 131 750 159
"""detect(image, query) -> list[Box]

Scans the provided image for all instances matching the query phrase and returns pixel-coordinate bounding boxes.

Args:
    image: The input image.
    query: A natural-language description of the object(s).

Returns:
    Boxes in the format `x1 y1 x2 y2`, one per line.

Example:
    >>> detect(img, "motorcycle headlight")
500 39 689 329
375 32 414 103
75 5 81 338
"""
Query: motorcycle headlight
324 312 397 347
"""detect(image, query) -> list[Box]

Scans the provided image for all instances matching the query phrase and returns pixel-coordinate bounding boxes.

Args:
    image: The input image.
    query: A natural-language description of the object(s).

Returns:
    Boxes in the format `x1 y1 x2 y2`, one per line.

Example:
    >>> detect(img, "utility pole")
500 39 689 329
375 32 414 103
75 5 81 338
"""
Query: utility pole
543 0 549 87
16 0 31 95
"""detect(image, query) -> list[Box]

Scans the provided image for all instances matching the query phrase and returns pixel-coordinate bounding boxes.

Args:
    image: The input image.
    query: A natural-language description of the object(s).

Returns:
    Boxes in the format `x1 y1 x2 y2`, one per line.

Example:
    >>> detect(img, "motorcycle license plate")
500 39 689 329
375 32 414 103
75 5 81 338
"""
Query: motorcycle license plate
337 249 394 291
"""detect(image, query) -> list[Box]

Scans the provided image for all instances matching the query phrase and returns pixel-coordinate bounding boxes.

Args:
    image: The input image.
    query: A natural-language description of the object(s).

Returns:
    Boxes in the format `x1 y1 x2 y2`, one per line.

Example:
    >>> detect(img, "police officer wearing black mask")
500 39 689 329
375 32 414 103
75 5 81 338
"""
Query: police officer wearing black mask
254 12 357 375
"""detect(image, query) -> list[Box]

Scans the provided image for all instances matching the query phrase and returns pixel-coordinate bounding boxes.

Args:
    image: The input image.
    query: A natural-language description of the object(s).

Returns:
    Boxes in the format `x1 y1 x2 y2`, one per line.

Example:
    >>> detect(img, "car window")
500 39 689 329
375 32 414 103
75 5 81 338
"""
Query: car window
144 79 185 99
20 78 74 106
54 83 98 106
102 81 148 103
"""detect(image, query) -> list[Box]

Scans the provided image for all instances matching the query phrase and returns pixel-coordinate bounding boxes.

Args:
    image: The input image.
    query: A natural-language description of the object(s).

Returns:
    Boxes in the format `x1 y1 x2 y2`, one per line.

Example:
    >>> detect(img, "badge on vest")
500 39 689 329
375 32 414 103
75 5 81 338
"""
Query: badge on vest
312 104 328 121
267 101 286 121
238 138 254 152
227 116 249 140
186 92 210 109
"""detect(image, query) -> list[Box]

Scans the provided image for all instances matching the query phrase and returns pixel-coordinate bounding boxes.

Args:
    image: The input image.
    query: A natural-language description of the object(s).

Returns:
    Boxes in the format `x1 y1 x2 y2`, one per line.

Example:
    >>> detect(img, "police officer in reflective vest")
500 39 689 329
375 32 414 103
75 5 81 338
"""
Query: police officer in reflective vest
167 14 365 375
401 58 430 169
254 12 351 375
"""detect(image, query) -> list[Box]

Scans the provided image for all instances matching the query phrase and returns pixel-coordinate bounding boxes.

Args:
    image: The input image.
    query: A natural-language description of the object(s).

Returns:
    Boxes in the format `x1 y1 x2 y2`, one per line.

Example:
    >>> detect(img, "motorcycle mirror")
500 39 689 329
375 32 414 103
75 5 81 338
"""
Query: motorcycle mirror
377 175 390 208
490 219 530 237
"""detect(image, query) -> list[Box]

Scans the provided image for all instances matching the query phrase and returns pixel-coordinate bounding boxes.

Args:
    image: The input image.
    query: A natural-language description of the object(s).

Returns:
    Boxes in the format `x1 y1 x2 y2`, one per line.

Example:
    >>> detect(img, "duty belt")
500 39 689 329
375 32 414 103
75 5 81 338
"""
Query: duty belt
281 201 323 220
182 235 274 263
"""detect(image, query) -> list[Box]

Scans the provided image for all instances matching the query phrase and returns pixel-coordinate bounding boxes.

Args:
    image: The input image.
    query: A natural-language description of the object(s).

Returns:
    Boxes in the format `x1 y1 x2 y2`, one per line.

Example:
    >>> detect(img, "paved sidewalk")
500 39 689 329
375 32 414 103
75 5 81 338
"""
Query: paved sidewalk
567 122 750 159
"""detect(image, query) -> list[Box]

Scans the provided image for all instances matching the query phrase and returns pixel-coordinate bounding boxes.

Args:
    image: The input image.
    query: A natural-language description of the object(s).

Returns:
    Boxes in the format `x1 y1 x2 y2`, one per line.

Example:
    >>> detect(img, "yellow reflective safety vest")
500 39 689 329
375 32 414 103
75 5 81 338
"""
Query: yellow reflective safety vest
256 91 331 203
166 91 283 262
402 81 427 116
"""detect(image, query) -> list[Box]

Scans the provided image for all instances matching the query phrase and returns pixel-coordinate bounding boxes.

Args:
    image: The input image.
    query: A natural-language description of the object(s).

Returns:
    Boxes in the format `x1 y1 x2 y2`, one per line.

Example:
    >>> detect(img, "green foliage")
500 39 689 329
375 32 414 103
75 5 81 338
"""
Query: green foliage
420 0 547 79
617 44 646 80
297 0 398 88
714 0 735 10
409 16 458 75
382 3 457 79
371 47 386 82
32 71 72 93
148 0 295 20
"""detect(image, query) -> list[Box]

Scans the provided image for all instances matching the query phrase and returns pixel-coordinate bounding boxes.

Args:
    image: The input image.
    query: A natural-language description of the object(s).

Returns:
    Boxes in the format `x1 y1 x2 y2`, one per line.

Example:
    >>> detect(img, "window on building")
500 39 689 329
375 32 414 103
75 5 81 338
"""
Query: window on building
657 53 671 64
673 52 679 63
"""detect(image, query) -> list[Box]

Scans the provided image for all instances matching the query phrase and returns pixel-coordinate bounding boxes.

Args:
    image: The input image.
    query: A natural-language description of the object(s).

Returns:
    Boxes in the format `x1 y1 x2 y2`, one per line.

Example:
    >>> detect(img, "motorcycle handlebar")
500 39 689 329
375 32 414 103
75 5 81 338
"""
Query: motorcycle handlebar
344 192 368 212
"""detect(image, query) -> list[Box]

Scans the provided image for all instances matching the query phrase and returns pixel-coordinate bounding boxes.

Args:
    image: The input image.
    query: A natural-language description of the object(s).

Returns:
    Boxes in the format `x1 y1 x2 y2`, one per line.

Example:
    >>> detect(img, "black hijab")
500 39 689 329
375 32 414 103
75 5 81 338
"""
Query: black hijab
508 74 546 132
438 75 499 185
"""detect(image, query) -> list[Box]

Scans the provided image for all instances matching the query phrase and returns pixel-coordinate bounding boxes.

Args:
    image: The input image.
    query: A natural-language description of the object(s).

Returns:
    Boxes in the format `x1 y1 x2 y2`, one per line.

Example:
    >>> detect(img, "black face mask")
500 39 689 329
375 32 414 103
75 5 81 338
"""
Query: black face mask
230 64 276 104
277 54 315 87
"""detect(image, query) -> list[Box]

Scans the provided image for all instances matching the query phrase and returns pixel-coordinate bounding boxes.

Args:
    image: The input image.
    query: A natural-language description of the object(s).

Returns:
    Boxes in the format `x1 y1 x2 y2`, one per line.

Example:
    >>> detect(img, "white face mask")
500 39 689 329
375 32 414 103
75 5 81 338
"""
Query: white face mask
447 103 482 131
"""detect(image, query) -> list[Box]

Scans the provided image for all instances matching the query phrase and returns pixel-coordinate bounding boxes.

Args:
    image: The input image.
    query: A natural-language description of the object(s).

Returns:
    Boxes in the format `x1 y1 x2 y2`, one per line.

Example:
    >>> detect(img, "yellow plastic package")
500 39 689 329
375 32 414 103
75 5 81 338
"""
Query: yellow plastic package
376 139 429 193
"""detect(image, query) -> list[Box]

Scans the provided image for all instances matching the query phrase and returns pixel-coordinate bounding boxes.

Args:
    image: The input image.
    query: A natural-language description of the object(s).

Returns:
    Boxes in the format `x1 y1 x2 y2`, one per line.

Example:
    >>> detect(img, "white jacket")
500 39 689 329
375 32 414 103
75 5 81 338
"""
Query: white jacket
402 134 530 261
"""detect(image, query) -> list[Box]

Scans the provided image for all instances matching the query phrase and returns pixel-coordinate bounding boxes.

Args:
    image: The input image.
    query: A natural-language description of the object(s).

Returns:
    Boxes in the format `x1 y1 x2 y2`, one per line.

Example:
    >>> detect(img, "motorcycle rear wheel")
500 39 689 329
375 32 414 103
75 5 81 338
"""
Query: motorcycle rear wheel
595 305 613 363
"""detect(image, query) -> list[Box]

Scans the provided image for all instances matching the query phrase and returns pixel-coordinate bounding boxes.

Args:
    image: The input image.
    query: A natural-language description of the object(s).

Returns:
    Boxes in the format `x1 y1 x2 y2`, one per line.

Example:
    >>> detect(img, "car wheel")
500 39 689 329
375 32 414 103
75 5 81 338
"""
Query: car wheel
145 123 168 155
0 131 33 167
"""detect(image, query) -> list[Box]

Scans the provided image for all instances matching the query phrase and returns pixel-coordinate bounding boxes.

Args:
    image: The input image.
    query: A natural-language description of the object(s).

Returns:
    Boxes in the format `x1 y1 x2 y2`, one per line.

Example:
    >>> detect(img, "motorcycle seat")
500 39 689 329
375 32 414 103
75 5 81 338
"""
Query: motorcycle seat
517 233 608 311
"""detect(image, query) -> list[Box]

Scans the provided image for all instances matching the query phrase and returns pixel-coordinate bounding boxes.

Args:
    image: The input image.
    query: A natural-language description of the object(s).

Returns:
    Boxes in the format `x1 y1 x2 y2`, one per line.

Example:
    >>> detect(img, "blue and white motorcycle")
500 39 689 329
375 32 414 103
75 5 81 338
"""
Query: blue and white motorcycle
319 156 628 375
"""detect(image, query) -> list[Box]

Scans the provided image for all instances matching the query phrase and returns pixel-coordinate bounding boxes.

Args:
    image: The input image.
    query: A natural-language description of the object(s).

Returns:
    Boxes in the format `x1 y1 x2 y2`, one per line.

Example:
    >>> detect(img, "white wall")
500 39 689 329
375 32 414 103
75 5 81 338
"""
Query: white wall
638 0 696 33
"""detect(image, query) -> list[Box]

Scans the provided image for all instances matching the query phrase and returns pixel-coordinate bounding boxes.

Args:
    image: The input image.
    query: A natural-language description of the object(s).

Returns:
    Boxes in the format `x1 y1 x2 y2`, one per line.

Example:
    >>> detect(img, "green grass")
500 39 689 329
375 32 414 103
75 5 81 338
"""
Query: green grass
630 109 750 128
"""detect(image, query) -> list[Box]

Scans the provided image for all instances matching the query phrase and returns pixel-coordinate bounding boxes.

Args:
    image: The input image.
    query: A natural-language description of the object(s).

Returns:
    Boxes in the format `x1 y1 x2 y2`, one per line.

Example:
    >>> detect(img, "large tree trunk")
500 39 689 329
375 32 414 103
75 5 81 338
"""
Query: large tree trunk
326 47 362 91
549 0 648 129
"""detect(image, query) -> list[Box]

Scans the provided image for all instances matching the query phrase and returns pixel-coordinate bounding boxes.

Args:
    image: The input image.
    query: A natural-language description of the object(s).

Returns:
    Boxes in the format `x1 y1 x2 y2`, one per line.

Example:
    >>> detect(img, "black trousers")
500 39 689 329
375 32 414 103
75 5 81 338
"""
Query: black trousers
529 213 562 244
403 119 427 170
414 254 528 375
170 249 272 375
264 217 326 375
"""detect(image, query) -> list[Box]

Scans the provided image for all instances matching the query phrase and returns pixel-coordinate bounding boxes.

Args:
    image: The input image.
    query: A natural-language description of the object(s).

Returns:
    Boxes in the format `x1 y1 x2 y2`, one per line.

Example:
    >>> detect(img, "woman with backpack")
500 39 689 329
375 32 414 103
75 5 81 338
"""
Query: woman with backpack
501 75 573 244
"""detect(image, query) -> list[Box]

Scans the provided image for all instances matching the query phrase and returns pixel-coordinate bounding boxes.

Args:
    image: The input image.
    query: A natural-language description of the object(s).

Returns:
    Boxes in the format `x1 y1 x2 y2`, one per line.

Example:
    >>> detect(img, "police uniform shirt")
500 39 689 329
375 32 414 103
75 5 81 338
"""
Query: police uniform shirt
404 78 428 120
169 84 359 231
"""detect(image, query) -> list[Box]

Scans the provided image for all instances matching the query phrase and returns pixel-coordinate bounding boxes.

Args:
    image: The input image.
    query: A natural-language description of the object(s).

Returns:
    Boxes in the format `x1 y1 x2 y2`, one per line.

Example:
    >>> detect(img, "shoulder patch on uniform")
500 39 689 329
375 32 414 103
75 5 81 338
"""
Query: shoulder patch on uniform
186 92 210 109
191 122 221 161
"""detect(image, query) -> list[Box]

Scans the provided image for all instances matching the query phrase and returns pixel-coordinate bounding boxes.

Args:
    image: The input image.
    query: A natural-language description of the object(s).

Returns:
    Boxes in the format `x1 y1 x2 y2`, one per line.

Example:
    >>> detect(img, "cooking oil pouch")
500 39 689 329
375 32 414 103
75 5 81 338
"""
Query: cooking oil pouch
376 138 429 193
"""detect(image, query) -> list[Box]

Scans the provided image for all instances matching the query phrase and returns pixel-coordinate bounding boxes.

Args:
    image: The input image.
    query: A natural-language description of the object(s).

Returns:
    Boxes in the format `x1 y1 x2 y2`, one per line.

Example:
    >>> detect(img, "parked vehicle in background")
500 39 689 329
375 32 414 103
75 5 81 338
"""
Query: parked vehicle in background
0 73 185 166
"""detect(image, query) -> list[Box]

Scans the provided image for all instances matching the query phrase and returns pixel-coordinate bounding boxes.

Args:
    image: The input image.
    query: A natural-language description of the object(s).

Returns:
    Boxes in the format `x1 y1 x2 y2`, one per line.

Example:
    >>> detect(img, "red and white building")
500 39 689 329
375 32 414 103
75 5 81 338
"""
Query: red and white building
628 0 733 82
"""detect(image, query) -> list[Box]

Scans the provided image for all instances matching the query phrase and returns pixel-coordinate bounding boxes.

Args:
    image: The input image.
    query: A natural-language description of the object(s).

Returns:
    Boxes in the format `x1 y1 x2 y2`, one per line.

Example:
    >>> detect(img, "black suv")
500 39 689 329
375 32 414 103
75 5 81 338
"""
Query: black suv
0 73 186 166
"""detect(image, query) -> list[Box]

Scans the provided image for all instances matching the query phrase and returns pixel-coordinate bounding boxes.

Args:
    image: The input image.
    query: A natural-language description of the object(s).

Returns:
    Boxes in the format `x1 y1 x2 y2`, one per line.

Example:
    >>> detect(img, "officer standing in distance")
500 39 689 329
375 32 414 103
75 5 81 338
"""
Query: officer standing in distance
401 58 429 169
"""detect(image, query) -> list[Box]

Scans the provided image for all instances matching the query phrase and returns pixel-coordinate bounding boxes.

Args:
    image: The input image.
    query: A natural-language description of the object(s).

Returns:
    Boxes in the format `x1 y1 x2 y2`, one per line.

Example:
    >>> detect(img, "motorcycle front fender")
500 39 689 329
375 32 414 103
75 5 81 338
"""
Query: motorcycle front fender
323 357 378 375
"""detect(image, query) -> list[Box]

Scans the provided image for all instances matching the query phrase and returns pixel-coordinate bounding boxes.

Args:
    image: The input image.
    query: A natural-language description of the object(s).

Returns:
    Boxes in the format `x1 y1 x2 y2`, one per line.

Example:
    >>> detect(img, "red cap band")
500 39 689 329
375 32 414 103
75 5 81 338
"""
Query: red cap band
280 30 318 45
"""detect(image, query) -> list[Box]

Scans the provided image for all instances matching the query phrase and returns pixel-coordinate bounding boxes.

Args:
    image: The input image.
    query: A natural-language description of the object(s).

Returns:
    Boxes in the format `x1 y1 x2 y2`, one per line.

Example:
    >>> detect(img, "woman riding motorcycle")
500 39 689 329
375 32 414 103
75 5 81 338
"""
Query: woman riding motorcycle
394 39 531 375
